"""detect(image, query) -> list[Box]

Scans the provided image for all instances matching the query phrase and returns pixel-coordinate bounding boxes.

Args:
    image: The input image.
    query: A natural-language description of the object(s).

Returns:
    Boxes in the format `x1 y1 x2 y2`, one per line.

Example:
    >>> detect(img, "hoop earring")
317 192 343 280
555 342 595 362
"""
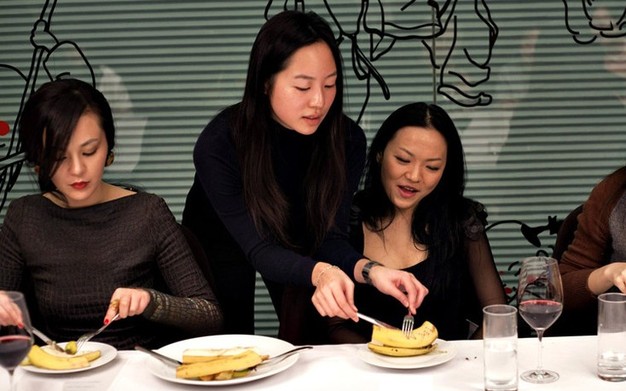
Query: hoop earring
105 151 115 166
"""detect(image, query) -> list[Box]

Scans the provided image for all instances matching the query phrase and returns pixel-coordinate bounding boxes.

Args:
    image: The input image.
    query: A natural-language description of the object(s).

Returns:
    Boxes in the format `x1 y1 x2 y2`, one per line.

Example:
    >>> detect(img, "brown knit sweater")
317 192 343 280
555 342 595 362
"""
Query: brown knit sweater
0 192 222 349
560 166 626 311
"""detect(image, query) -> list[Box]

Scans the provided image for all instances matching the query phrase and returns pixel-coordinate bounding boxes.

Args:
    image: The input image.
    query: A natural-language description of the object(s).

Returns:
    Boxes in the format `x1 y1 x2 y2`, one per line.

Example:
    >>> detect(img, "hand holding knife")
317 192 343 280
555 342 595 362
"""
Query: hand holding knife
23 324 65 353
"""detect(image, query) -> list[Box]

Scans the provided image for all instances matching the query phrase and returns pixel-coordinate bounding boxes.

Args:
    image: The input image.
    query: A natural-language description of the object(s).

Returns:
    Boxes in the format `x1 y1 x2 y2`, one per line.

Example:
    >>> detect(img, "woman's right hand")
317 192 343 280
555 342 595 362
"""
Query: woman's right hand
589 261 626 294
0 291 24 327
310 263 359 322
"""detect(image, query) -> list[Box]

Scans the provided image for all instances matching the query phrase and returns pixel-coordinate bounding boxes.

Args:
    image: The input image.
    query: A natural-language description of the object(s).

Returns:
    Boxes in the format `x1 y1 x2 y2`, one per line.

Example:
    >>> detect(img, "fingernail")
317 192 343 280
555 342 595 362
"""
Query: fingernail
17 322 23 329
104 318 109 325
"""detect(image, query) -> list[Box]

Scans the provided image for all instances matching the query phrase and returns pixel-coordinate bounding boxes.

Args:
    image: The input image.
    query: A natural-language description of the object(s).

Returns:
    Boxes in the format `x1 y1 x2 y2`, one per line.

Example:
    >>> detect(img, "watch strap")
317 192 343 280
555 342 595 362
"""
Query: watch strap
362 260 382 285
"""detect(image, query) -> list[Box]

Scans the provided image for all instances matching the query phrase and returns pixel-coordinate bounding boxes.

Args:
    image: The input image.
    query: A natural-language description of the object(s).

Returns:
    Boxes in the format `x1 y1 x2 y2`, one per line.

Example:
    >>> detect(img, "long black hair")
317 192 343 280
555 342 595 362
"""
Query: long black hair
232 10 346 252
18 78 115 193
360 102 468 263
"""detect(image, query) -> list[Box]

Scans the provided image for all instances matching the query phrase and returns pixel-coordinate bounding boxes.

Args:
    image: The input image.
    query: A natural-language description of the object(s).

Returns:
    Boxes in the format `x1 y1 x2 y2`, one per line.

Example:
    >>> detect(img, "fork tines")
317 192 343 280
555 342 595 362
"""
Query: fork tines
402 313 414 337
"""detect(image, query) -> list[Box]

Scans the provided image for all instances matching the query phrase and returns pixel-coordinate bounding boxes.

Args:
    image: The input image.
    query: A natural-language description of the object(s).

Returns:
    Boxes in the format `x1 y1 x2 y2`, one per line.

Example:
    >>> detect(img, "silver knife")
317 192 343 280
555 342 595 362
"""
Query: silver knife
135 345 182 366
25 325 65 353
357 312 399 330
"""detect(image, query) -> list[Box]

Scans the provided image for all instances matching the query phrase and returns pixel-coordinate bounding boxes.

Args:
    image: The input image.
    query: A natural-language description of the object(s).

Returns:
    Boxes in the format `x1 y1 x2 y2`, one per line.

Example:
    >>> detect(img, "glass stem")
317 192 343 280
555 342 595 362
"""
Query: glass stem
536 329 545 374
7 369 15 391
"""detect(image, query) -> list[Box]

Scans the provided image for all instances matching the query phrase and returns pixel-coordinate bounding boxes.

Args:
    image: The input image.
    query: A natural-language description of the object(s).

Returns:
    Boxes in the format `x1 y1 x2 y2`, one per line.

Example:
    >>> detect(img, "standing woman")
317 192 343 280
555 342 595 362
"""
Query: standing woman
184 10 427 343
0 78 222 349
329 102 506 342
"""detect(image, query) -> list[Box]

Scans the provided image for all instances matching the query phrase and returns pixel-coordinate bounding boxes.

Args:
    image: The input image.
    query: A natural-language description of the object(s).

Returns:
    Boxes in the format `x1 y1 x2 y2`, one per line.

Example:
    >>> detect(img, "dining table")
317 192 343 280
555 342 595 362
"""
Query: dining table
3 335 623 390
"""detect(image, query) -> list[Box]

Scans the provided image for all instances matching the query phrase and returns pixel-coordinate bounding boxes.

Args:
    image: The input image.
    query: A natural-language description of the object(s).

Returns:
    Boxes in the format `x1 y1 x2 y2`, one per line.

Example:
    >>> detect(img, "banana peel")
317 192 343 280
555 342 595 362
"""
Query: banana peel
367 342 437 357
176 349 263 379
368 320 438 357
26 345 101 370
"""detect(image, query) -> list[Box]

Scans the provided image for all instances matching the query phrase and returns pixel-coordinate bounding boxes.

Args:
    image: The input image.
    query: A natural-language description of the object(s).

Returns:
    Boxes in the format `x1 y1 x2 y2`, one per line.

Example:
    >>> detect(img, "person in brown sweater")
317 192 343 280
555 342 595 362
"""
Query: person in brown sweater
558 165 626 335
0 78 223 349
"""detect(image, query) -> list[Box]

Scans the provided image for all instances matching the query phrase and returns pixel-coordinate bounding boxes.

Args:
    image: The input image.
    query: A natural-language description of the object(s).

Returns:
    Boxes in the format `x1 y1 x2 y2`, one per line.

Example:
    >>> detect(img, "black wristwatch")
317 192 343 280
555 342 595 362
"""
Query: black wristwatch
362 260 382 285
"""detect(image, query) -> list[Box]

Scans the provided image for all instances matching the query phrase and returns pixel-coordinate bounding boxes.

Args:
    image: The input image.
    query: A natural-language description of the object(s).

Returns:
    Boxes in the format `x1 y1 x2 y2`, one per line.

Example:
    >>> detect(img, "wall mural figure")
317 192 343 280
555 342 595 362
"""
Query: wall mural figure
563 1 626 82
266 0 499 123
563 0 626 43
0 0 147 216
0 0 96 213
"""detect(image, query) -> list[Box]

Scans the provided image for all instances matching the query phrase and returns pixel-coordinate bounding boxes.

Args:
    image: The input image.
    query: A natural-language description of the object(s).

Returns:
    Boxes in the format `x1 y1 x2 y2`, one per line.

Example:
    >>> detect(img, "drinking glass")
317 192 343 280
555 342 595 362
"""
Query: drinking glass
516 256 563 383
483 304 518 391
0 291 34 391
597 292 626 381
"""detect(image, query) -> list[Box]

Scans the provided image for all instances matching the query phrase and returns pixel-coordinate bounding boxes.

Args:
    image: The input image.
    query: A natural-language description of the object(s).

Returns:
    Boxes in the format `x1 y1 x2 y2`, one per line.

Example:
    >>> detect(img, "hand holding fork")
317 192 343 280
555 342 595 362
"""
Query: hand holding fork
402 310 414 337
75 313 119 352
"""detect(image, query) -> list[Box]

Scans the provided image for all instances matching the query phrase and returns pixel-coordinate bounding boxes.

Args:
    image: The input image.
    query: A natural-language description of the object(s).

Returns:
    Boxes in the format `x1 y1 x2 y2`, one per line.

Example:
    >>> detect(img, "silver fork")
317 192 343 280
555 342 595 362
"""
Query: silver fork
401 310 414 337
75 313 119 352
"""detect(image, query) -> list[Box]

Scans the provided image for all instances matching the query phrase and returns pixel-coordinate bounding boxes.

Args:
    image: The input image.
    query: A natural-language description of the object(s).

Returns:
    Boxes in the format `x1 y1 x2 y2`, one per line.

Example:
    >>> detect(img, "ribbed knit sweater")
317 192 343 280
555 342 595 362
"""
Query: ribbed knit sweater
0 191 222 349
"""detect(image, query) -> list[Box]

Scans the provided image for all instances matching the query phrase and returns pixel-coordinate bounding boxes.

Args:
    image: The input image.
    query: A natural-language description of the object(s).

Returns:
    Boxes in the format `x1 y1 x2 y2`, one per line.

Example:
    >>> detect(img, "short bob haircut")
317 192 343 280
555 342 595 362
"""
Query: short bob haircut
19 78 115 192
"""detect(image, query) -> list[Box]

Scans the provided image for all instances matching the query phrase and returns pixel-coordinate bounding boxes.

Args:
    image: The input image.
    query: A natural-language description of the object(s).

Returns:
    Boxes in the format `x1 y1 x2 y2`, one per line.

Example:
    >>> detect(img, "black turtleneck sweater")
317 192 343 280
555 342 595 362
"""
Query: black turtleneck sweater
190 105 366 308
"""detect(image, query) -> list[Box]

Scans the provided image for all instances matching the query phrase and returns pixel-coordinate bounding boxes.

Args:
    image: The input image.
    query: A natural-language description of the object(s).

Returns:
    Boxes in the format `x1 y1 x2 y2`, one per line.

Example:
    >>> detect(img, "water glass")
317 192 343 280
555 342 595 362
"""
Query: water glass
483 304 518 391
597 292 626 382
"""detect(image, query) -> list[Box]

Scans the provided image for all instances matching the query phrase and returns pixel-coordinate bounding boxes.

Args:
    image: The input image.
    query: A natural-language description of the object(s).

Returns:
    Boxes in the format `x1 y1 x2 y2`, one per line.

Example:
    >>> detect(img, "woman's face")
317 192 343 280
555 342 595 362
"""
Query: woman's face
380 126 447 215
50 111 109 208
268 41 337 135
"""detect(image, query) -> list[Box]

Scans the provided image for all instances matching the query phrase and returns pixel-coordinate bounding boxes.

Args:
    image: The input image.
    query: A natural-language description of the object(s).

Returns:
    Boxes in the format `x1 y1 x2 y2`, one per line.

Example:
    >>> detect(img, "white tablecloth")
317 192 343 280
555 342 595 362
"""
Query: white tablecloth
3 335 624 390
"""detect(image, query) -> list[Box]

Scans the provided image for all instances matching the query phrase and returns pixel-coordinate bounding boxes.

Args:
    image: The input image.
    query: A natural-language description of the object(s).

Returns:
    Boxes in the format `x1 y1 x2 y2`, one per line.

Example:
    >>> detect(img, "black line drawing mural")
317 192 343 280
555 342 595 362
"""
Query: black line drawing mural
1 0 623 224
563 0 626 82
563 0 626 43
0 0 96 213
266 0 499 123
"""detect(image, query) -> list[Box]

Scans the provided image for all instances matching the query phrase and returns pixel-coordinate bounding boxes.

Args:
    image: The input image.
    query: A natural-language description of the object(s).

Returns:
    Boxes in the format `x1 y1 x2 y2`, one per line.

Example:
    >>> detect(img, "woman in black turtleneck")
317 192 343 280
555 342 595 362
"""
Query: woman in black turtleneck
183 10 428 344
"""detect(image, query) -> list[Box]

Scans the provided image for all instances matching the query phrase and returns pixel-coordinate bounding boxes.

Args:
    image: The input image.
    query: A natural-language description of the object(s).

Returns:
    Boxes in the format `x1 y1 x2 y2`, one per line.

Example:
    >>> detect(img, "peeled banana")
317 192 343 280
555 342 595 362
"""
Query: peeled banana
371 321 438 349
27 345 101 370
368 320 439 357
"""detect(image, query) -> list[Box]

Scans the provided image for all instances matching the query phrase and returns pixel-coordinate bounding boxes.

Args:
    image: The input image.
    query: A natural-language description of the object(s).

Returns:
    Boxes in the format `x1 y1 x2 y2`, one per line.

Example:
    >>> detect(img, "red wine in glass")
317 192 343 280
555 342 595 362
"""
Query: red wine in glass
0 291 34 391
517 256 563 384
518 299 563 330
0 335 32 369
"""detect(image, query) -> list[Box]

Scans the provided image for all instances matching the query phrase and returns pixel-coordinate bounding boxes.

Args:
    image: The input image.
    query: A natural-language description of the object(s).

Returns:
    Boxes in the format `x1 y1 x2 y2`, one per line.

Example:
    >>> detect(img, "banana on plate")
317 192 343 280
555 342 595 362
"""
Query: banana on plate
368 320 438 357
25 345 101 370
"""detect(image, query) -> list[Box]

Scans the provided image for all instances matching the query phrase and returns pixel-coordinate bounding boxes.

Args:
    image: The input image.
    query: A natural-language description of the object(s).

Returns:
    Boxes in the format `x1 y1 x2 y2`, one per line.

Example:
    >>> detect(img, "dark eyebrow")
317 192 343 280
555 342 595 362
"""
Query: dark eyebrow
294 71 337 81
398 147 444 162
80 138 100 148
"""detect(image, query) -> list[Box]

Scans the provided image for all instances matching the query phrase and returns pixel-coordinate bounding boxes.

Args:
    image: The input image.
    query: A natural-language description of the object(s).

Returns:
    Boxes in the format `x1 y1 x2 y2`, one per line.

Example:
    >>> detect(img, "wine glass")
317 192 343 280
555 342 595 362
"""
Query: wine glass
0 291 34 391
517 256 563 384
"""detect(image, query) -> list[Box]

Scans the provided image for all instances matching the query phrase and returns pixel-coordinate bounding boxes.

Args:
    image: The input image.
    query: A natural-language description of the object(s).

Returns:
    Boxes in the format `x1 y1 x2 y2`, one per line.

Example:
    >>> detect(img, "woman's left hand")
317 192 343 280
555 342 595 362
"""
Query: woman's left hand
103 288 151 325
311 263 358 321
368 267 429 314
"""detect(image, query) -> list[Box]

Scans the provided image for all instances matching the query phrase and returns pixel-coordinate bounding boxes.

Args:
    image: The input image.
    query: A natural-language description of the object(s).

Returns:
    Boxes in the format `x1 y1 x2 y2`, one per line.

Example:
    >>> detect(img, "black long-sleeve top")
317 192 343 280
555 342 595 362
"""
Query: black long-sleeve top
192 106 366 288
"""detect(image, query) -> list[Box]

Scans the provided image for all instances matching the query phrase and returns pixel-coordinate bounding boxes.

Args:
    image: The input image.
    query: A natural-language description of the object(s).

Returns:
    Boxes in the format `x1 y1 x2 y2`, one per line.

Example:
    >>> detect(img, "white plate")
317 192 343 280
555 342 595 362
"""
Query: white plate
357 339 457 369
146 334 302 386
22 341 118 374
